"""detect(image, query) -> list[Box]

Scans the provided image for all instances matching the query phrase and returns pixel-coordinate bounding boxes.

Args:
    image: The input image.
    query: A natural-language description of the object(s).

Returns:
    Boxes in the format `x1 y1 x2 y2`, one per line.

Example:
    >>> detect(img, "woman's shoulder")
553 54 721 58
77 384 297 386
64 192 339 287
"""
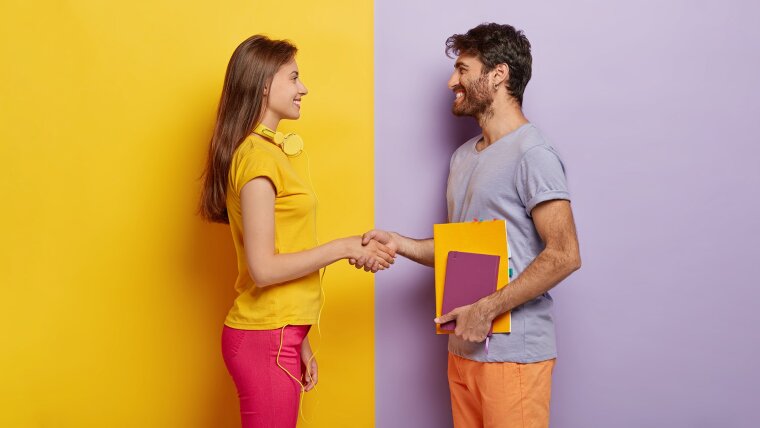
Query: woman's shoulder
233 135 282 162
228 135 286 193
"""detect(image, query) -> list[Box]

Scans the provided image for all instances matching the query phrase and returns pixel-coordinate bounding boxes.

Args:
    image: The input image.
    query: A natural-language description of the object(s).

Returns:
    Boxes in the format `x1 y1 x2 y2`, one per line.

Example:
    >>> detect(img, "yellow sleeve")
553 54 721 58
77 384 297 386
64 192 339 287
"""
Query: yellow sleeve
232 147 282 196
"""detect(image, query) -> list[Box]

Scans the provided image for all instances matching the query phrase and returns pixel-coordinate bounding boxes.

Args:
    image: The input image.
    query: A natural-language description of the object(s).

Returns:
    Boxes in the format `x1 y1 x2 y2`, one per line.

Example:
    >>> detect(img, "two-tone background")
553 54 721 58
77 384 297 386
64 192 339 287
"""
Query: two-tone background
2 1 758 427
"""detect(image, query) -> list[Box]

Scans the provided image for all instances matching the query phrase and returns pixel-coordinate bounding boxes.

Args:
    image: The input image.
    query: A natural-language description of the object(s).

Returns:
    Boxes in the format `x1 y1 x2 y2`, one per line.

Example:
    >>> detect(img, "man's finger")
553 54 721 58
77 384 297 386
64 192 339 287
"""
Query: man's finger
376 242 396 258
462 333 486 343
362 230 377 245
434 310 458 324
376 246 395 264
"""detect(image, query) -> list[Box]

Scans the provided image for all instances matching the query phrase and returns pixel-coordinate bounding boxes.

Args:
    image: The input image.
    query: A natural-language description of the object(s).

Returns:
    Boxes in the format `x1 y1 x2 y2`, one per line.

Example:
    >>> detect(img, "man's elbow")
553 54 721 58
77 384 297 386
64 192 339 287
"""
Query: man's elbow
551 246 581 275
566 250 582 273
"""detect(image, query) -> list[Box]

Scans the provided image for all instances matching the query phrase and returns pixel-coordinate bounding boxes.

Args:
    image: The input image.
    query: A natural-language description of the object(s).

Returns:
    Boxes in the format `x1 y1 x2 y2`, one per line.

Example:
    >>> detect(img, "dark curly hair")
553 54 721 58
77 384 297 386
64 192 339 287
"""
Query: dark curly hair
446 23 532 105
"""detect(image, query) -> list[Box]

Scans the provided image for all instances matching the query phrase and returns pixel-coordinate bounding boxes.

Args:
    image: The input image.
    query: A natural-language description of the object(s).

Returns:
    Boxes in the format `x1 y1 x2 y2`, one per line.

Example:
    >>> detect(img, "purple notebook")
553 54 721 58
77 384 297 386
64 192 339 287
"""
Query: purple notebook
440 251 500 332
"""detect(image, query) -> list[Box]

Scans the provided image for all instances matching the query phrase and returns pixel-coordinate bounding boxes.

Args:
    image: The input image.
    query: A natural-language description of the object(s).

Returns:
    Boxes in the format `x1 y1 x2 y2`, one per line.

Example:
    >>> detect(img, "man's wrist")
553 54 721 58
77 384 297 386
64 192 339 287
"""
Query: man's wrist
480 289 509 321
389 231 405 256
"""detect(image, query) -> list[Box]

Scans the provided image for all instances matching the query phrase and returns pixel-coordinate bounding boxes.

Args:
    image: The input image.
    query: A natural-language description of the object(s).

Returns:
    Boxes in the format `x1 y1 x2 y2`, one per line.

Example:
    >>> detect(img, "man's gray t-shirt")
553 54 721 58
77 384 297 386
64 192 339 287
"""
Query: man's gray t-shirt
446 123 570 363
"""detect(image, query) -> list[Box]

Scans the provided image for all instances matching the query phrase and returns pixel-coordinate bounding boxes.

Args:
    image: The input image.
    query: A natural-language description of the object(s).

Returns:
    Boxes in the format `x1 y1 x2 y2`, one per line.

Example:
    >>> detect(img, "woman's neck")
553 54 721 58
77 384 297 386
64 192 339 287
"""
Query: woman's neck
259 110 280 131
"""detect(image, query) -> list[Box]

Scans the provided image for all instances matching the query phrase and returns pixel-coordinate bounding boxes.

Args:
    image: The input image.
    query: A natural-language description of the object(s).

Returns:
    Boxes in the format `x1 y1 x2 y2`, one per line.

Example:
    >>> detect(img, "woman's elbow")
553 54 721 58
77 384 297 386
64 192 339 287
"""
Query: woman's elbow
248 264 275 287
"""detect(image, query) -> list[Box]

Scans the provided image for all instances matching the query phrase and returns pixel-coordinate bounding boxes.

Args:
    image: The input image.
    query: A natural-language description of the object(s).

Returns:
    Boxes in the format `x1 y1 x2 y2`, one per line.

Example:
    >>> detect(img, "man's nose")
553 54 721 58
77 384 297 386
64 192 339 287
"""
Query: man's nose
448 72 459 90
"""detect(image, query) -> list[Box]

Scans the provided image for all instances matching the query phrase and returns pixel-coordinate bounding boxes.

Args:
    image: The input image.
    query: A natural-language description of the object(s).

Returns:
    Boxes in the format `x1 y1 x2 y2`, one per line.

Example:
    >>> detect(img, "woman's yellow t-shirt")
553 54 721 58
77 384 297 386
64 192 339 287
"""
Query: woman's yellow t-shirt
224 134 321 330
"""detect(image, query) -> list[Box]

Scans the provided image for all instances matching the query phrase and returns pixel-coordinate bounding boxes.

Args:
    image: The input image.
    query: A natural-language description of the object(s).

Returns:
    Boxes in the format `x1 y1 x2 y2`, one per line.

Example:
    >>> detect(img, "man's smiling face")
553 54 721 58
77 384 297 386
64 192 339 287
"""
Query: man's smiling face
448 54 494 119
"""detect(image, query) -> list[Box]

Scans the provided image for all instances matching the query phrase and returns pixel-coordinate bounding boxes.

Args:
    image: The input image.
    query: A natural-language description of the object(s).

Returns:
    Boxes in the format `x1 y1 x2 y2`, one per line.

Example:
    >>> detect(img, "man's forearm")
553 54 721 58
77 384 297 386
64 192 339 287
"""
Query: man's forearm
481 247 581 318
392 232 435 267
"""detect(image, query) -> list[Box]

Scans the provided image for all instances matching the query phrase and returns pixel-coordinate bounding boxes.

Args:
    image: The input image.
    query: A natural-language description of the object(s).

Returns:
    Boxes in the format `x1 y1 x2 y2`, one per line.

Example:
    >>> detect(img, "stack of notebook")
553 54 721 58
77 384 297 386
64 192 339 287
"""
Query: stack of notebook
434 220 511 334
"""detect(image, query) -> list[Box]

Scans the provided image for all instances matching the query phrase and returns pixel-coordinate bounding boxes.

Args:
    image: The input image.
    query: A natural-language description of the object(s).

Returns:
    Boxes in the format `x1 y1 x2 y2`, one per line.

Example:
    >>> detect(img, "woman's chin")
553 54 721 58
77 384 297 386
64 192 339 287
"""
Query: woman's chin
283 111 301 121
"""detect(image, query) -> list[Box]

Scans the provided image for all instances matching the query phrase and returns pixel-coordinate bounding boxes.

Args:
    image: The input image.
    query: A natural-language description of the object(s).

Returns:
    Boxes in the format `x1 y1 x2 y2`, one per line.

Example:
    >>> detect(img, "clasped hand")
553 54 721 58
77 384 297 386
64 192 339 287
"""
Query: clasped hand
348 229 398 272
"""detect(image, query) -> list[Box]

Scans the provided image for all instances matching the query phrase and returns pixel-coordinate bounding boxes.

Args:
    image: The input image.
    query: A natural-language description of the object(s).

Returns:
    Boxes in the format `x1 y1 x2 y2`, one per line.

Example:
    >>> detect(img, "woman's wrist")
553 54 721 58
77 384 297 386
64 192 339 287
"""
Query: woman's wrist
334 236 357 260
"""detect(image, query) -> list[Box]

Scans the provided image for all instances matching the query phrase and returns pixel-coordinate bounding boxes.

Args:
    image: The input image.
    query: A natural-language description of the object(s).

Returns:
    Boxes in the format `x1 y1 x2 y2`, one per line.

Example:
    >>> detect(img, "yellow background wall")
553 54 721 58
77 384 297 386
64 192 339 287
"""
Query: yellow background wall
0 1 375 426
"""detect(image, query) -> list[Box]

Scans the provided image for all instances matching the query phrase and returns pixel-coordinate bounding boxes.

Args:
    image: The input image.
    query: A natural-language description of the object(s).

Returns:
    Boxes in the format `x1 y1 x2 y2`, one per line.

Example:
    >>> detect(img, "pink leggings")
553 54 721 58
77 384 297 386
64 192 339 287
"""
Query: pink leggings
222 325 310 428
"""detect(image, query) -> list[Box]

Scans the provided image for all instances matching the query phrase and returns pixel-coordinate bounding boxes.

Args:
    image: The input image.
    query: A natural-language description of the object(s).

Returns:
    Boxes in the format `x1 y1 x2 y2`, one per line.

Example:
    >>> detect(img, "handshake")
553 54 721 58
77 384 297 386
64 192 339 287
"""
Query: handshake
346 229 398 273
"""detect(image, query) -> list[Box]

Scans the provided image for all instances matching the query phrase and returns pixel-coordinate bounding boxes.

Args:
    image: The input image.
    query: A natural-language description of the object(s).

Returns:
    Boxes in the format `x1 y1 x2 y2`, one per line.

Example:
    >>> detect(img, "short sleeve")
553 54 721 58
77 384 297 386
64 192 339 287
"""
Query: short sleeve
232 148 282 196
515 146 571 217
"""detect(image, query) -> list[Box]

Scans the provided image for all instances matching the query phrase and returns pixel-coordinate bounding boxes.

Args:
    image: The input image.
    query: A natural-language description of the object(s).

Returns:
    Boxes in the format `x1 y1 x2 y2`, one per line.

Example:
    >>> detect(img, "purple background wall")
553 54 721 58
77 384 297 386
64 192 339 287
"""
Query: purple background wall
374 1 760 427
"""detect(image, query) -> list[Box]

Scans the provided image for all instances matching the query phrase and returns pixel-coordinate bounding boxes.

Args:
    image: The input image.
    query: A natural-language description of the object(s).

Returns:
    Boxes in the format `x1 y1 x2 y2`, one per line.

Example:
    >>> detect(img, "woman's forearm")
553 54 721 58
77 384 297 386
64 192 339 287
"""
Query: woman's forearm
248 238 347 287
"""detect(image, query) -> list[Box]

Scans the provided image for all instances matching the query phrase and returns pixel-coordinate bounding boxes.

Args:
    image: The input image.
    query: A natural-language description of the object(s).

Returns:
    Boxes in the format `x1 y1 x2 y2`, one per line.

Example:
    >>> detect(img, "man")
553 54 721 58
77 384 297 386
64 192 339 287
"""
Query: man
354 23 581 427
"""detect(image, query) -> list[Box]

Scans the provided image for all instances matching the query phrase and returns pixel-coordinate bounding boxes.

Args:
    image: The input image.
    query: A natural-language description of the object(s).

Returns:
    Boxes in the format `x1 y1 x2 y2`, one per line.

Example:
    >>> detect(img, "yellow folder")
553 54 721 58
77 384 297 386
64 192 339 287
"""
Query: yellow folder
433 220 511 334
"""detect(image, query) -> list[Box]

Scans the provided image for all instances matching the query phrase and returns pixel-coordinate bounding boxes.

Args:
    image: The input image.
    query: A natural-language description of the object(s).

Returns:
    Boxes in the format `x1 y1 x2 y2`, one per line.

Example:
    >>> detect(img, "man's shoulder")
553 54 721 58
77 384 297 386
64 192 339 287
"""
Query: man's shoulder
513 124 552 156
451 134 482 159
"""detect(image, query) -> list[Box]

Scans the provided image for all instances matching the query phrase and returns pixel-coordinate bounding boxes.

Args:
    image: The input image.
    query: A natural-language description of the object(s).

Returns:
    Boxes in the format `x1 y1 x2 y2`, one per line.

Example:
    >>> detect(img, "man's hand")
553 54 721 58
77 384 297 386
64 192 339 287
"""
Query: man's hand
344 235 395 273
361 229 399 253
434 300 495 343
350 229 435 268
349 229 399 271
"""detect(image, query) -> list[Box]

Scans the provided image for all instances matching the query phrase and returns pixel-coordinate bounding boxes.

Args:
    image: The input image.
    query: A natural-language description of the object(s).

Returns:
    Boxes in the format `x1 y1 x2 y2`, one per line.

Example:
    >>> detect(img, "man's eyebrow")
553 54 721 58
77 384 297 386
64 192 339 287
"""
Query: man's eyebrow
454 61 468 69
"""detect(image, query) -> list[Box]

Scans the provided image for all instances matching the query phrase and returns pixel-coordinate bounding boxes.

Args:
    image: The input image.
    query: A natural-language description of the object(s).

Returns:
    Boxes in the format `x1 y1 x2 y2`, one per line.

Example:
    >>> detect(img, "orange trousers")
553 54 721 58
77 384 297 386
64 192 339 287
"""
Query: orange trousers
448 353 556 428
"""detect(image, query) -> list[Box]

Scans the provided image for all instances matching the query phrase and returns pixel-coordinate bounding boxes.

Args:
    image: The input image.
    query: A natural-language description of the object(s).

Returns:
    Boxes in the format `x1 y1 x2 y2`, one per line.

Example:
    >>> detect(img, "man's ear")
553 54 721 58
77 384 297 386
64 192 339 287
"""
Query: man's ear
493 63 509 88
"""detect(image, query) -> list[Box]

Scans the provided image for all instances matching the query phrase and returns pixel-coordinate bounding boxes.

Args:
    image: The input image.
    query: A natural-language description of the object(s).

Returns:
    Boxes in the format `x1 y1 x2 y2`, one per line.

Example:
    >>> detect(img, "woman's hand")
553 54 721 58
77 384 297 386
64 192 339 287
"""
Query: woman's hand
343 236 395 272
301 338 318 392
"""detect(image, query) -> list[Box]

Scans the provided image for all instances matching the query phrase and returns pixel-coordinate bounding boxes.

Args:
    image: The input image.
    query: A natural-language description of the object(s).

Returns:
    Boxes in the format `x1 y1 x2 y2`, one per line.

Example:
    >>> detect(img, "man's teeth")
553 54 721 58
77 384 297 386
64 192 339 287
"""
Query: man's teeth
455 92 464 99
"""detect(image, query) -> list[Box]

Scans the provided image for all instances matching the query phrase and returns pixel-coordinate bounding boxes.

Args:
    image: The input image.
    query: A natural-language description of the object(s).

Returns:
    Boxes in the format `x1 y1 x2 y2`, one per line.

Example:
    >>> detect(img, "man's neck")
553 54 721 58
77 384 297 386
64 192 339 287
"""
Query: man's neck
477 100 529 148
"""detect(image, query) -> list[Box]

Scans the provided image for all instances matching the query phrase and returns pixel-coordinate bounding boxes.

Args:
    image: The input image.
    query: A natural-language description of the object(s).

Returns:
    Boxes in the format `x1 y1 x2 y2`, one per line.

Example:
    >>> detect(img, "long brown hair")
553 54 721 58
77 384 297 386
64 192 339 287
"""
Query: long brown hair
199 35 297 223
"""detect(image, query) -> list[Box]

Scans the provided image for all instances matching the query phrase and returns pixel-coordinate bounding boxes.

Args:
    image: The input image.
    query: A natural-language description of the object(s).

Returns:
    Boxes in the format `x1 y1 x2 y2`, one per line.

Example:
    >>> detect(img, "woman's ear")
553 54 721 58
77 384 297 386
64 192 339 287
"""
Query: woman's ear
263 85 269 96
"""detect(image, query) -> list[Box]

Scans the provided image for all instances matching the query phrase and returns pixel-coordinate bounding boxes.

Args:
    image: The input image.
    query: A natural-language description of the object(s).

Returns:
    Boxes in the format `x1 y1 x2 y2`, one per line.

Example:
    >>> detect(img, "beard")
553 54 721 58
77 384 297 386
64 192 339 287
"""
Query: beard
451 73 494 120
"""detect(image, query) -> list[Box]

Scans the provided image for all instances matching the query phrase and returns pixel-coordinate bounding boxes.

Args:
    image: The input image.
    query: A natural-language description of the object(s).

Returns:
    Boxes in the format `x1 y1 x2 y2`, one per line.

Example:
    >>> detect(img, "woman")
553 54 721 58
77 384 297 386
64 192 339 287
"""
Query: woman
199 35 394 427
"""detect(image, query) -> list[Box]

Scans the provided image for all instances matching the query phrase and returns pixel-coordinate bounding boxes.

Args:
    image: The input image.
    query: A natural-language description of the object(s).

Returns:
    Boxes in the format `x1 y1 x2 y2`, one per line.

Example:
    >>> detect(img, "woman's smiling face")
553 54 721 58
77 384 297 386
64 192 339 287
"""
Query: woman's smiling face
266 58 308 121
